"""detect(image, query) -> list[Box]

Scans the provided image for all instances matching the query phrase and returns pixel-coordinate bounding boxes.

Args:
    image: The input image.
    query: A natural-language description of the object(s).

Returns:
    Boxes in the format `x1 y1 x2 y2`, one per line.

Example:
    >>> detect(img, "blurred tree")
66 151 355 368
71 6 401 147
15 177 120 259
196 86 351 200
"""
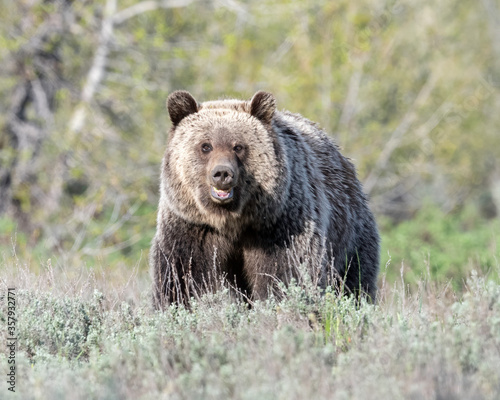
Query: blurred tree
0 0 498 269
0 0 71 225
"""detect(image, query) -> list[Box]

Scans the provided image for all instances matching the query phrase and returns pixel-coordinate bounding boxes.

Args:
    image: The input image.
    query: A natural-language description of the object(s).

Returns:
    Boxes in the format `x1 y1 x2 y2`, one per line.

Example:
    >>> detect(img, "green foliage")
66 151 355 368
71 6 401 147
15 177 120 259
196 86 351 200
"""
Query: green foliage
2 0 499 251
19 290 104 362
381 204 500 287
1 260 500 399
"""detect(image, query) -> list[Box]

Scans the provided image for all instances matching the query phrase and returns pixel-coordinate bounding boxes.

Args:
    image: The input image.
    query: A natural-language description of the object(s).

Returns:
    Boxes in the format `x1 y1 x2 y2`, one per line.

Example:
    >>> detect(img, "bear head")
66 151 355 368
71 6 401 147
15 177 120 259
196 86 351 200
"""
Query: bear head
161 91 289 232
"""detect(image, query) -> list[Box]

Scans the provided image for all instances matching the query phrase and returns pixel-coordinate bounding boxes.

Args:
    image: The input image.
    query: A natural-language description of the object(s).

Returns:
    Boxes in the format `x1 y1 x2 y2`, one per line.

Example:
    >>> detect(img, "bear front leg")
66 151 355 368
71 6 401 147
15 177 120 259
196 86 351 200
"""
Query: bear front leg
150 218 209 309
244 245 312 302
243 230 326 302
242 247 284 301
150 236 190 308
150 217 223 308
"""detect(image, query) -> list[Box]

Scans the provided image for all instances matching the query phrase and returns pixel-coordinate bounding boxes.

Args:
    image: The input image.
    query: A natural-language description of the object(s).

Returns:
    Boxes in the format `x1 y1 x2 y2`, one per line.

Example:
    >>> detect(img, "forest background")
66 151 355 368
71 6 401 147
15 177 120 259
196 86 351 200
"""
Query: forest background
1 0 500 289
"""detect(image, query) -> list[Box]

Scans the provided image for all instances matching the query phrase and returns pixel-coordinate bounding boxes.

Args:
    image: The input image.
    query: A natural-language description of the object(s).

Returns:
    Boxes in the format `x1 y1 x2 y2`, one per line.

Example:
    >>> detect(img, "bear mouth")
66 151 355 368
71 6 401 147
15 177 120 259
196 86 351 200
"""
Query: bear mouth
211 186 234 202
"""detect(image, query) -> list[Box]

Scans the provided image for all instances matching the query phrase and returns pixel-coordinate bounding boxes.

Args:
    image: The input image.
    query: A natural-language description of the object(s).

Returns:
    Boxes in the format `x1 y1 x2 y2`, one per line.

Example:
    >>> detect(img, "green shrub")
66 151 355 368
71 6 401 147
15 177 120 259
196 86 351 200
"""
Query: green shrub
380 204 500 288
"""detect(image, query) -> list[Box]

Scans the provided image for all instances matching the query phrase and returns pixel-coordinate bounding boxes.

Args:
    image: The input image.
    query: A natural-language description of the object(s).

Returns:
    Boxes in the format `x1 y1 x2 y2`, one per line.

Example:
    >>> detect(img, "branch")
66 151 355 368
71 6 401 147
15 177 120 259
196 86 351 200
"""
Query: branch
363 72 439 195
68 0 117 134
31 77 54 124
113 0 196 25
481 0 500 66
68 0 204 135
112 0 246 26
338 62 365 130
410 100 453 143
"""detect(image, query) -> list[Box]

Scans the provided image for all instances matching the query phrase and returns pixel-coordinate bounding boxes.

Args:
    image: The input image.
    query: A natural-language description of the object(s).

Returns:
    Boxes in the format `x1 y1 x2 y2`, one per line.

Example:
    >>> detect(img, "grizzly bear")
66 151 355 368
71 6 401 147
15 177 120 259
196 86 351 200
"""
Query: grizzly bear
150 90 379 307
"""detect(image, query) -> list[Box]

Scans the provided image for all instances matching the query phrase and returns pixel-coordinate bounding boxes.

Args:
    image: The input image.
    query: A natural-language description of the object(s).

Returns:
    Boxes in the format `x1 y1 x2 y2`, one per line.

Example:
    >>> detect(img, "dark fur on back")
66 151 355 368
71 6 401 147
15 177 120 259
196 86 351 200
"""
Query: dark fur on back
151 91 380 307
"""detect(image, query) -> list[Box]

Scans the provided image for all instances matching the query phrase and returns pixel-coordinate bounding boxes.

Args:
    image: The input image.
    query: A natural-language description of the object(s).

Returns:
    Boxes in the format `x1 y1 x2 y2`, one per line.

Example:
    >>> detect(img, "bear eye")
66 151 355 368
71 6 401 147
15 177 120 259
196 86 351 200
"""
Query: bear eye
201 143 212 153
233 145 243 153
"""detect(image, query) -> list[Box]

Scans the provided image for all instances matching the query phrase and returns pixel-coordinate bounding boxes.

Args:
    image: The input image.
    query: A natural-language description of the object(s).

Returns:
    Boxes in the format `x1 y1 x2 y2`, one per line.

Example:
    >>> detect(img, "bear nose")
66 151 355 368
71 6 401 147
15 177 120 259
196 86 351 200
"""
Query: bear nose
211 165 234 188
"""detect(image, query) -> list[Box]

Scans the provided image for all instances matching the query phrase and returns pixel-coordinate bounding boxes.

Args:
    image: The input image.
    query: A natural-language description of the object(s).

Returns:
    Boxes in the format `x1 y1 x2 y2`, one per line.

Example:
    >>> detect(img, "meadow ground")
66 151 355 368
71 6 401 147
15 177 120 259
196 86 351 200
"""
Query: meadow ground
1 252 500 400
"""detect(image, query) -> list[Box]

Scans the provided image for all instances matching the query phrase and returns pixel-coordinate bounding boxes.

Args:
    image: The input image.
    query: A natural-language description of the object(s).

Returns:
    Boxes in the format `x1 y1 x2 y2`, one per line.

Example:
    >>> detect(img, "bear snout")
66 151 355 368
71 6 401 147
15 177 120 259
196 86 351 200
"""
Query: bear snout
210 165 236 190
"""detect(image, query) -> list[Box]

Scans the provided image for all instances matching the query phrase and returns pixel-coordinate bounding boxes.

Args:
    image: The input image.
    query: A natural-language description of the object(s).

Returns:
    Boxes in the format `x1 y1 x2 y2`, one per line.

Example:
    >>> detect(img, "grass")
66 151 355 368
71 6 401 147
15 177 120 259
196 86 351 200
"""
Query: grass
1 251 500 399
380 204 500 287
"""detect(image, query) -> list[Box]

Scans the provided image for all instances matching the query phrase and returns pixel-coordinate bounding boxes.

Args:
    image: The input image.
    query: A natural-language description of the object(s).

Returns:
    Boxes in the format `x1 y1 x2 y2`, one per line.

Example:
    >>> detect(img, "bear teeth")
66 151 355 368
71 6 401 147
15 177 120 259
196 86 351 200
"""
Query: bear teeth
214 188 229 197
211 187 233 200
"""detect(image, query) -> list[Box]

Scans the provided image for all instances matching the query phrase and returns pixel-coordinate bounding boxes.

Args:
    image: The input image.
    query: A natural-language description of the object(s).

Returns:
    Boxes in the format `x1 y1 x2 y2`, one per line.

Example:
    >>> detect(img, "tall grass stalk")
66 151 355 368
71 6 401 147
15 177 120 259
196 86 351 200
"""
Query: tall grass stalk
0 253 499 399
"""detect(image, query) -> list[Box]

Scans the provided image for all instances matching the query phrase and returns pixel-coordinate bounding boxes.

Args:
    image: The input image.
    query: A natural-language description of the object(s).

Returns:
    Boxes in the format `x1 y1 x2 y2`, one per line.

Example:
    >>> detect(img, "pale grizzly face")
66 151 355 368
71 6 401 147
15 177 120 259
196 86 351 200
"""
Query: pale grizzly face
162 91 284 230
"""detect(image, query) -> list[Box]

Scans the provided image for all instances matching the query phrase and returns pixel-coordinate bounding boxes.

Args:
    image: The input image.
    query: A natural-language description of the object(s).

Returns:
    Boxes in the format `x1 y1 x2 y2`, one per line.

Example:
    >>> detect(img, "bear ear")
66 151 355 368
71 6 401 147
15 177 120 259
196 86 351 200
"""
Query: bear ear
250 91 276 124
167 90 199 126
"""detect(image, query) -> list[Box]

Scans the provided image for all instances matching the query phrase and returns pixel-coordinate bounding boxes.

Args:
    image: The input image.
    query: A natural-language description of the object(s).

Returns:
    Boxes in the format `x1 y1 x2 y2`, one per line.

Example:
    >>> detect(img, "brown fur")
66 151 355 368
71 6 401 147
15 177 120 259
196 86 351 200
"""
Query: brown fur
150 91 380 307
